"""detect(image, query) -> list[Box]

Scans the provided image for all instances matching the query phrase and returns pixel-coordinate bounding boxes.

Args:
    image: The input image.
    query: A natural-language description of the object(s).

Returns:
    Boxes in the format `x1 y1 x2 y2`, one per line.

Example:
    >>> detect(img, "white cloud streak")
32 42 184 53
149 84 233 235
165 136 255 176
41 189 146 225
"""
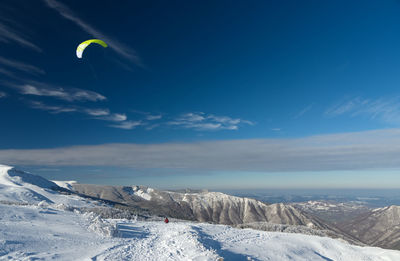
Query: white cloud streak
43 0 141 65
0 91 6 98
10 82 106 102
84 108 110 116
30 102 139 130
30 101 77 114
168 112 253 131
3 128 400 172
326 97 400 124
29 101 129 126
100 113 127 122
294 104 313 119
146 114 162 121
0 57 45 75
110 120 142 130
29 100 127 120
0 22 41 52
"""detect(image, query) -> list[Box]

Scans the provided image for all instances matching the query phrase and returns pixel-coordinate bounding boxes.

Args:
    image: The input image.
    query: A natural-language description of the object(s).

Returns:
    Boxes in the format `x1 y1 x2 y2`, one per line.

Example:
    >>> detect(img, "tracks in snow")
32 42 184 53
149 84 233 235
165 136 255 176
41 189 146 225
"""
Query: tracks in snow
92 221 219 261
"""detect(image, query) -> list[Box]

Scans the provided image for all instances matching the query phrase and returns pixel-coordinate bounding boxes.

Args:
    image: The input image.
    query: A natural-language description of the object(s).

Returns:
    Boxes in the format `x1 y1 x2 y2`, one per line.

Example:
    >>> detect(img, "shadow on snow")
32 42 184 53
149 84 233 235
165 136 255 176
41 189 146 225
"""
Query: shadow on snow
313 251 334 261
191 226 260 261
115 223 150 239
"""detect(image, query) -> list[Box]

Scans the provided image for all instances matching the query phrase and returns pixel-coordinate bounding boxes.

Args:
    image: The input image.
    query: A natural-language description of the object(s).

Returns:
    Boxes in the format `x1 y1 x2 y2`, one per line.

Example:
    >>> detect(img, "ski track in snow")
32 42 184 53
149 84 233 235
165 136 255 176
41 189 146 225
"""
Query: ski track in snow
94 222 218 261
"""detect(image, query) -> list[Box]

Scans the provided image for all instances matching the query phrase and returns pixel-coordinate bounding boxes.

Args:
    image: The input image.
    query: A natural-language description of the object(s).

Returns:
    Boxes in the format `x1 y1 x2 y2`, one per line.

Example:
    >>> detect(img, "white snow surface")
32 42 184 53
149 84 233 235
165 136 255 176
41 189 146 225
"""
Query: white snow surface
0 164 94 207
2 204 400 261
132 185 153 200
1 164 400 260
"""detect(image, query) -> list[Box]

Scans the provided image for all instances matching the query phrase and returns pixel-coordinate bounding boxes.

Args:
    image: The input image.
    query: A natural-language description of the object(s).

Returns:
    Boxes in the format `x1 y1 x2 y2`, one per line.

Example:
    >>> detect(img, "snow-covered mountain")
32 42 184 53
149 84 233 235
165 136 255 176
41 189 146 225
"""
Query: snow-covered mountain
1 164 400 260
292 200 371 224
71 184 367 245
0 164 93 207
293 200 400 250
339 205 400 250
72 184 328 227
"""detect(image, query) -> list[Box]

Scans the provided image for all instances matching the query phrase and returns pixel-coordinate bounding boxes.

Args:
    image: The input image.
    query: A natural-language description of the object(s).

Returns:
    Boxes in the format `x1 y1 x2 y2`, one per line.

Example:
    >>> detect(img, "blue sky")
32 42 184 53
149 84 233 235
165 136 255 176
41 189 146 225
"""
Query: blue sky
2 0 400 189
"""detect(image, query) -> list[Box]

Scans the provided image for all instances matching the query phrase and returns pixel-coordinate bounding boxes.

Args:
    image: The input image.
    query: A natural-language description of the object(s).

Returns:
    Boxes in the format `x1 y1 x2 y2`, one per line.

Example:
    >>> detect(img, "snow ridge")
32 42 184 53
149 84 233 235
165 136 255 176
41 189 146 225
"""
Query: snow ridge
0 164 58 189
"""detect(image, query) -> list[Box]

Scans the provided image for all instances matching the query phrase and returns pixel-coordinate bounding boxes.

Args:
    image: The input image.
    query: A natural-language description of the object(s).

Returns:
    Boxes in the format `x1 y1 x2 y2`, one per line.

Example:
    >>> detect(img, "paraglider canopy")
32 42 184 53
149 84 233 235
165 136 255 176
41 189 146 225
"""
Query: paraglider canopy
76 39 108 59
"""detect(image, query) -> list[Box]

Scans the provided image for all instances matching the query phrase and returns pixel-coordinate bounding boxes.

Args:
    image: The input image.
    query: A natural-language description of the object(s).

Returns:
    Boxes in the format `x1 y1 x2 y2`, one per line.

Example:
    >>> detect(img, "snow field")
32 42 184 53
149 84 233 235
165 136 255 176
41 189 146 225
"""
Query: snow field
1 164 400 261
2 202 400 261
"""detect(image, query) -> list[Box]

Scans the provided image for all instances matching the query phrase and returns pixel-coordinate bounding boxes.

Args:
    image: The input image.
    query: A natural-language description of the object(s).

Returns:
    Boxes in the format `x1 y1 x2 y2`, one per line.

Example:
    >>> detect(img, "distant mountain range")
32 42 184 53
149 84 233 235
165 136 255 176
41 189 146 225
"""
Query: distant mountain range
71 183 400 250
291 200 400 250
72 184 326 226
71 183 363 245
292 200 371 224
225 189 400 207
339 205 400 250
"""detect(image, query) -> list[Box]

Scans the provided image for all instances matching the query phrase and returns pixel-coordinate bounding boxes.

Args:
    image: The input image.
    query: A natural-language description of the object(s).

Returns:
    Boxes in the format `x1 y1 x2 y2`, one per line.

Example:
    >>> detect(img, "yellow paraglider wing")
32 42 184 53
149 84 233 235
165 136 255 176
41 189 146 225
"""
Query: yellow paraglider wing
76 39 108 58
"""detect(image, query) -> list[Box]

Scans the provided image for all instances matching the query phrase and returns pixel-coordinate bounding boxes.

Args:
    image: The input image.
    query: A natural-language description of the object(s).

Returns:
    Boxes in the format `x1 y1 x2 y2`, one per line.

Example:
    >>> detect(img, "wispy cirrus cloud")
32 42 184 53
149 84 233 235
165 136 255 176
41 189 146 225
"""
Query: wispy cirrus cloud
146 114 162 121
99 113 127 122
168 112 253 131
326 97 400 124
30 101 77 114
0 22 42 52
294 103 313 119
0 57 45 75
131 110 163 121
5 79 136 129
8 82 106 102
326 97 369 116
0 67 15 78
84 108 110 117
43 0 141 66
145 123 160 130
29 98 137 129
82 109 128 124
5 80 253 132
0 91 7 98
83 108 130 124
110 120 143 130
130 111 254 131
29 100 129 124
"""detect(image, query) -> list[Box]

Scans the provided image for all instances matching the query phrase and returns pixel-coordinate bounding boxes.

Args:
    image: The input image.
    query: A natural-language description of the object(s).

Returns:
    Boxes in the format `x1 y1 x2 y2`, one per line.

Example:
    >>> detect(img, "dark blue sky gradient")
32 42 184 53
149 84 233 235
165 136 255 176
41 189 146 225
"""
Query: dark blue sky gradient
1 0 400 148
2 1 400 188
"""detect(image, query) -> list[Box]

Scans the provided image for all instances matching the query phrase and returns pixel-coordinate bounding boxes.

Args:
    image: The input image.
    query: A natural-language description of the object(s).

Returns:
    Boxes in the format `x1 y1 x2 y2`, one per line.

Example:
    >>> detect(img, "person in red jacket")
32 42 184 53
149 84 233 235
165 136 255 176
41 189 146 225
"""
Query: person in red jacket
164 217 169 223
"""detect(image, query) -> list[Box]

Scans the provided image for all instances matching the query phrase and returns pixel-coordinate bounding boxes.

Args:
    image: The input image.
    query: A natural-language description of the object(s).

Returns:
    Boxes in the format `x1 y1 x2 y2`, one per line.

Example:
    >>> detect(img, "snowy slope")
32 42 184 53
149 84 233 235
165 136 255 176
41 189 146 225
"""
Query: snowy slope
1 164 400 260
0 203 117 260
0 164 96 207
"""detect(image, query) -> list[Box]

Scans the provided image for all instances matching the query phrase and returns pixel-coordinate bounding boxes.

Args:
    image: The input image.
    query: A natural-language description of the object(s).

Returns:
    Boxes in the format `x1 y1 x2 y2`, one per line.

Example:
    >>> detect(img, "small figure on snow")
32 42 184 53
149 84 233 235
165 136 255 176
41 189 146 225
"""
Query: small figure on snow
164 217 169 223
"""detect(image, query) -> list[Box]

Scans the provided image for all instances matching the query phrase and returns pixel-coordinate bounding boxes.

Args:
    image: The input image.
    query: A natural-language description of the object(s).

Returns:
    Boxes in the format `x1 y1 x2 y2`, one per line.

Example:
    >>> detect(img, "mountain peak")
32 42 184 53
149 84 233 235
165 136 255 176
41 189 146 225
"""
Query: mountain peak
0 165 59 189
